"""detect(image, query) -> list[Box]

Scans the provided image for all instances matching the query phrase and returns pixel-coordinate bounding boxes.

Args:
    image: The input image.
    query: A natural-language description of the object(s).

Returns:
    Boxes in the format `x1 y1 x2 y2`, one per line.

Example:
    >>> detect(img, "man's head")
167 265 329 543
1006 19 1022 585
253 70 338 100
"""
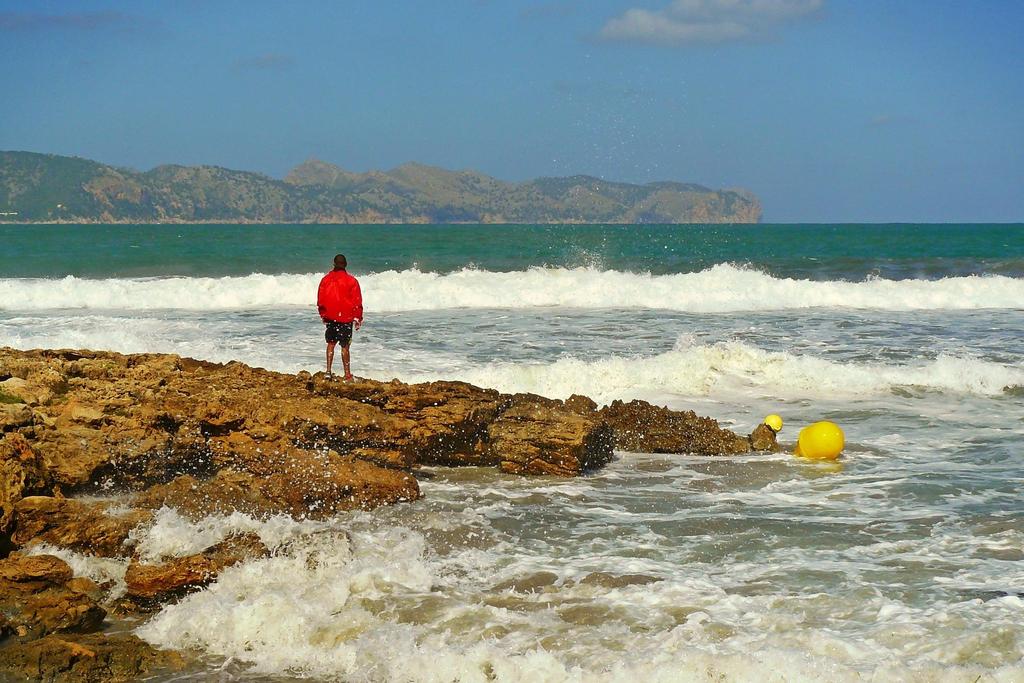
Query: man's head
333 254 347 270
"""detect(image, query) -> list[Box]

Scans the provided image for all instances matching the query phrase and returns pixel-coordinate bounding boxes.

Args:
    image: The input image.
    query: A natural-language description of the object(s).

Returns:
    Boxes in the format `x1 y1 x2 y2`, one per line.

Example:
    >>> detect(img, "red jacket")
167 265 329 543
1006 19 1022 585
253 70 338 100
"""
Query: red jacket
317 270 363 323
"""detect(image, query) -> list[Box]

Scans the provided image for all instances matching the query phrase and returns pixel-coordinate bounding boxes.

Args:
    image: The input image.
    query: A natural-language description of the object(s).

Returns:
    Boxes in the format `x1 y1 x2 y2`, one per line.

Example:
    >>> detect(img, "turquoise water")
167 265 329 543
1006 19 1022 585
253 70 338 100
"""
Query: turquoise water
2 223 1023 681
2 223 1022 278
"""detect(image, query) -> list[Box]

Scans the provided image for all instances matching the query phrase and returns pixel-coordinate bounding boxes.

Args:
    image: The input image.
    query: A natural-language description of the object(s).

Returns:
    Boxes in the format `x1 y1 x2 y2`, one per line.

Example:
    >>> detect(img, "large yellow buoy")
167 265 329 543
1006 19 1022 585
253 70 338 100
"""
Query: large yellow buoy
794 421 845 460
764 414 783 432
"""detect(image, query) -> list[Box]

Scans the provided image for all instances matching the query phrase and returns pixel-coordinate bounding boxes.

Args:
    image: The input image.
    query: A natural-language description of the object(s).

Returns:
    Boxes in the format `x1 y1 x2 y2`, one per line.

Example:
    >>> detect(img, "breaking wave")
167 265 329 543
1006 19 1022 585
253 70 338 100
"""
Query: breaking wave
129 507 1024 682
415 341 1024 402
2 264 1022 312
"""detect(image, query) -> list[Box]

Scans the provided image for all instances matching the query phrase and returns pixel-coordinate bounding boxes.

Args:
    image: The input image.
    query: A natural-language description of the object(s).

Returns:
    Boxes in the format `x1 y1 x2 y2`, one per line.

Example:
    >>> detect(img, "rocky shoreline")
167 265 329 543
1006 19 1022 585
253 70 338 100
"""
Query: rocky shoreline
0 347 777 680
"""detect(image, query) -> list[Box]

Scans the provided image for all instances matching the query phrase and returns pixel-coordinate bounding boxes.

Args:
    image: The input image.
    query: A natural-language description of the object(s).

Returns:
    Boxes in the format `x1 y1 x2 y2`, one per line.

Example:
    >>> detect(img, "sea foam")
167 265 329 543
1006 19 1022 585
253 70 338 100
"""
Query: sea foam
2 264 1022 312
412 341 1024 402
131 509 1024 682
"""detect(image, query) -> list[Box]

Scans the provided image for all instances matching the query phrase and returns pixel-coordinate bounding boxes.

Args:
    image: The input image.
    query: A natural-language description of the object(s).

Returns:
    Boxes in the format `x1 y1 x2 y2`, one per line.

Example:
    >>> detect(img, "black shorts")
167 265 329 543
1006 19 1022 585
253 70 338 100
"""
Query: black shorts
325 321 353 346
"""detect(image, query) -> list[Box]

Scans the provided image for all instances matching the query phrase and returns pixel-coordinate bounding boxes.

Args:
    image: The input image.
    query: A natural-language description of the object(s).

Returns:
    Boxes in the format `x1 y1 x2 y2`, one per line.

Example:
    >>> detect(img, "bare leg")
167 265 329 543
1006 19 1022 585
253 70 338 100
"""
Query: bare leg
342 345 352 380
326 341 336 375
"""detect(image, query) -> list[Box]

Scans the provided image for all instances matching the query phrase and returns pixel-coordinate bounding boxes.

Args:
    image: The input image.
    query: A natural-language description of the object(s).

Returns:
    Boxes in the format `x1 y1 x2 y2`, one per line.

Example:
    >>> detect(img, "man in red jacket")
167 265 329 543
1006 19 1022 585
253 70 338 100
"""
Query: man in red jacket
317 254 363 380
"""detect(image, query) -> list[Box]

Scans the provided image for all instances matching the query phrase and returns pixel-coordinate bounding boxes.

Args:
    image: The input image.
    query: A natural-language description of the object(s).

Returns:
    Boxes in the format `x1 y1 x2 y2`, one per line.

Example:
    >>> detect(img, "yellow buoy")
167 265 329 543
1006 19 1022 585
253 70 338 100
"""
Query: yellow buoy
794 421 845 460
764 414 783 432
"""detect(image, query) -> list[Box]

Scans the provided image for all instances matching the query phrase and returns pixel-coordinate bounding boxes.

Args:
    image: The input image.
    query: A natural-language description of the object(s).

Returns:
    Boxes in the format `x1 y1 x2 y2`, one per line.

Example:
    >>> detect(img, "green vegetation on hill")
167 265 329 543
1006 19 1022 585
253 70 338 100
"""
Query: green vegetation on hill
0 151 761 224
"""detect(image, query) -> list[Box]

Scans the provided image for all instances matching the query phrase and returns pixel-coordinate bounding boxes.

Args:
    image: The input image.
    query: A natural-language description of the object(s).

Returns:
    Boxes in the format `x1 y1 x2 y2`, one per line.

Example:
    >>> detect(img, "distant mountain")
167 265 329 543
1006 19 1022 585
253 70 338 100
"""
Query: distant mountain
0 151 761 224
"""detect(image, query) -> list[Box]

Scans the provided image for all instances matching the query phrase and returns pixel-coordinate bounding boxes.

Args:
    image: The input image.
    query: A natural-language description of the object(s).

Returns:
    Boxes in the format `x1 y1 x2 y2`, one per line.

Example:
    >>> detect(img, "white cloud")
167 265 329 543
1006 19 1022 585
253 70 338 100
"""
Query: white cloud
599 0 823 46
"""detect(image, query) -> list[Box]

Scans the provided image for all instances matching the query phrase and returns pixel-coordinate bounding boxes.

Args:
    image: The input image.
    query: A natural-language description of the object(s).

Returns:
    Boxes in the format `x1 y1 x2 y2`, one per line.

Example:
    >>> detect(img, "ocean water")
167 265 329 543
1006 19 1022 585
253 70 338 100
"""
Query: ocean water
2 223 1023 682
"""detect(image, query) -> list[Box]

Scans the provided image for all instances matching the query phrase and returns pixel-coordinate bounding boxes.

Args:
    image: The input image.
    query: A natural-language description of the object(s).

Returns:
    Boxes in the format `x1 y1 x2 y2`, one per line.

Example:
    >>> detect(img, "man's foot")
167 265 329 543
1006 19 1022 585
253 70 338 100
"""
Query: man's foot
325 372 335 381
343 373 355 382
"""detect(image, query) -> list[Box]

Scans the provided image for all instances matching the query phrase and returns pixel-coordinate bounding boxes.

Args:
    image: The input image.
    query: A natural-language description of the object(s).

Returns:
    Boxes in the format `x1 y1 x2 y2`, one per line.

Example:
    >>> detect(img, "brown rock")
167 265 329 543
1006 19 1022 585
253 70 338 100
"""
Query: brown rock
0 554 72 584
1 344 777 551
577 572 661 588
491 570 561 593
2 349 613 492
564 394 598 415
64 578 103 603
0 403 33 430
381 381 504 466
312 378 504 467
490 399 614 476
749 423 780 452
253 451 422 513
0 377 50 406
600 399 752 455
125 533 267 602
1 433 48 536
65 404 106 426
0 554 106 641
134 456 420 520
346 446 414 469
132 471 277 519
12 497 151 557
0 633 185 682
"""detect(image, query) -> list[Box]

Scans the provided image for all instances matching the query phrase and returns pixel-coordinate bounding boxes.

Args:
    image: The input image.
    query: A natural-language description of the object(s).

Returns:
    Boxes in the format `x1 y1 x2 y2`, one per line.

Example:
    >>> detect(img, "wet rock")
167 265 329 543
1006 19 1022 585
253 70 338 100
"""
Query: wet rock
134 457 420 520
578 572 661 588
564 394 598 415
346 446 414 469
0 632 185 682
0 554 106 641
492 570 561 593
314 377 505 466
0 554 72 584
0 348 764 523
125 533 268 602
64 577 103 603
749 423 780 452
0 350 429 504
132 471 278 519
237 444 422 512
380 381 504 465
490 398 614 476
12 497 151 557
599 399 753 455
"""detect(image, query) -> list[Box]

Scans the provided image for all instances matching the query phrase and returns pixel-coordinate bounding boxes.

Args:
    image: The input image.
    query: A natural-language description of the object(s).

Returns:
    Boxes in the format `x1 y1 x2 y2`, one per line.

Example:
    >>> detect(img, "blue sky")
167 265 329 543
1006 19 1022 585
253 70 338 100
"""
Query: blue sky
1 0 1021 222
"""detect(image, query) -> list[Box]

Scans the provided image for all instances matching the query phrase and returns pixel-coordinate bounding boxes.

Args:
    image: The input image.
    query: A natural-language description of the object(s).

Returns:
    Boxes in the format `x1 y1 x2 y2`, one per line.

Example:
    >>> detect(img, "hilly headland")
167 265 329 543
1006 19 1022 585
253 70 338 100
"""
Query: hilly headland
0 151 761 224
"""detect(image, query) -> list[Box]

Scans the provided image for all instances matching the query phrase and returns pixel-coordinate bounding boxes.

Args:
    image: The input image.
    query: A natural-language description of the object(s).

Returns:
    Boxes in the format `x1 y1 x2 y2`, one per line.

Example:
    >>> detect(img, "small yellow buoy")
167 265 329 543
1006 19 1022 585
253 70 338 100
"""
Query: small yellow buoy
764 414 783 432
794 421 845 460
